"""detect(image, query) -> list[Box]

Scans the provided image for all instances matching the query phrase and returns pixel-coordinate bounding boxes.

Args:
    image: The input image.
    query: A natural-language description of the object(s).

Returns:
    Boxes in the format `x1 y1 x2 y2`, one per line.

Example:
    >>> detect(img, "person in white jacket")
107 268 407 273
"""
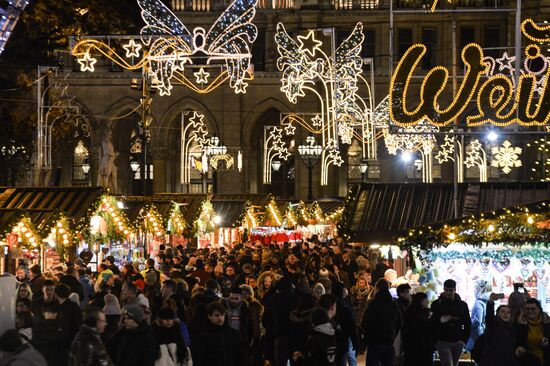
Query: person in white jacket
153 308 192 366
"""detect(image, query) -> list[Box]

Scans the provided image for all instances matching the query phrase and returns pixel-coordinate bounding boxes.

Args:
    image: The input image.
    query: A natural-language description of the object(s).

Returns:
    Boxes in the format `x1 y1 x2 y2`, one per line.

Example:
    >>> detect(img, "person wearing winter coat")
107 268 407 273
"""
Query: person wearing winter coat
476 294 516 366
332 282 360 366
32 302 70 366
288 294 316 364
153 308 191 366
430 279 471 366
515 299 550 366
402 292 434 366
68 306 113 366
361 279 400 366
0 329 47 366
107 304 160 366
466 280 492 351
191 302 246 366
302 308 337 366
349 276 370 329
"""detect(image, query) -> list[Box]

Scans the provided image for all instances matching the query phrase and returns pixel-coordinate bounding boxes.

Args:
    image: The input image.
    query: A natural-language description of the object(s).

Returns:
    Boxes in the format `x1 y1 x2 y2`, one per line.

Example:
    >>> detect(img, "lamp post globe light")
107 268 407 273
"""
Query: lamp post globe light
359 160 368 182
297 136 322 201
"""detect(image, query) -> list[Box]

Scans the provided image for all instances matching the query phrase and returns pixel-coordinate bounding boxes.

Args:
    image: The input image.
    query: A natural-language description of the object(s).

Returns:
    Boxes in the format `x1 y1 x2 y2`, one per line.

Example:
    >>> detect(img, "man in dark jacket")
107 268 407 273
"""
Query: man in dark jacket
107 304 159 366
29 264 45 300
192 302 246 366
304 308 337 366
430 279 471 366
262 276 300 366
221 286 253 348
68 306 113 366
55 284 83 346
0 329 47 366
362 279 399 366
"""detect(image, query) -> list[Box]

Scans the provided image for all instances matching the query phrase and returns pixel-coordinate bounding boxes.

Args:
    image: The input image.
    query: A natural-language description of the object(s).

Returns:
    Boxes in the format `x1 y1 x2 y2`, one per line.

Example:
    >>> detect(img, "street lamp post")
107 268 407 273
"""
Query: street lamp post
297 136 322 202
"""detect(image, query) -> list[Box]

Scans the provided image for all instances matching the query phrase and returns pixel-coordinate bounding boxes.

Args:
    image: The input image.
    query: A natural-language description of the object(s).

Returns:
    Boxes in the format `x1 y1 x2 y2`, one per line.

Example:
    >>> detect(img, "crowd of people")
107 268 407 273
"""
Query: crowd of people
0 240 549 366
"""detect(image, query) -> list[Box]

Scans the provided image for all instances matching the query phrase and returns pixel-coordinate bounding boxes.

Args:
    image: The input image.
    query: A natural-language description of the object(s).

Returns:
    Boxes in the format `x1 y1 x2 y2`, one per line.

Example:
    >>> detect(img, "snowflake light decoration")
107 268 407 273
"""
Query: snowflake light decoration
491 140 522 174
72 0 258 95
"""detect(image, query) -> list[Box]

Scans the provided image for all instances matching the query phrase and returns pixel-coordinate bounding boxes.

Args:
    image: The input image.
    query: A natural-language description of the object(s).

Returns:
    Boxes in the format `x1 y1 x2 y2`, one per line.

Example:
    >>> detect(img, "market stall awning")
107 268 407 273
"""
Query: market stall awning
346 182 550 243
119 196 174 223
0 187 106 229
153 193 208 224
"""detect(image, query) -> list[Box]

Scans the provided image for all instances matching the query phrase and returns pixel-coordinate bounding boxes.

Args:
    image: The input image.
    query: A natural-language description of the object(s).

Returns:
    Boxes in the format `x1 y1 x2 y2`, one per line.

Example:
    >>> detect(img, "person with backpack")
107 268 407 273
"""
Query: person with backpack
142 259 163 289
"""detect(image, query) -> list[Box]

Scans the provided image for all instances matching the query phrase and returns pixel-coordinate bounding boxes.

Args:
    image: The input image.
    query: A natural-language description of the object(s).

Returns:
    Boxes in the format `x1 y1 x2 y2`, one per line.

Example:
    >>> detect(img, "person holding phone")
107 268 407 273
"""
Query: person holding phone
515 298 550 365
474 293 516 366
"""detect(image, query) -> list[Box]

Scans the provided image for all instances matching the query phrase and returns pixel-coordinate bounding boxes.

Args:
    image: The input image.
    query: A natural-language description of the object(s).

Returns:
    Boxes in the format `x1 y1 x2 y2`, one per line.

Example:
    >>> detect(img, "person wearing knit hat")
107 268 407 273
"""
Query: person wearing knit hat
102 294 122 343
107 304 159 366
122 304 145 325
0 329 47 366
103 294 122 316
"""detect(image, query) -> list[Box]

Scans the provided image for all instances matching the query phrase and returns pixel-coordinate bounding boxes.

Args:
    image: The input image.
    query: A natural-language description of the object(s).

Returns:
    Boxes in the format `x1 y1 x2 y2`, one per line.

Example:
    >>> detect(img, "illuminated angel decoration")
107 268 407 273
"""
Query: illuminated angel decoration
275 22 374 185
72 0 258 95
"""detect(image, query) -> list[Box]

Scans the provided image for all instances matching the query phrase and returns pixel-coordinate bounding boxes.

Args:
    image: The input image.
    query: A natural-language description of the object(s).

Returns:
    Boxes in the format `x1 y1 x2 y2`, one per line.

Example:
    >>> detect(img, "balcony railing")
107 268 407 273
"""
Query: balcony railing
171 0 504 11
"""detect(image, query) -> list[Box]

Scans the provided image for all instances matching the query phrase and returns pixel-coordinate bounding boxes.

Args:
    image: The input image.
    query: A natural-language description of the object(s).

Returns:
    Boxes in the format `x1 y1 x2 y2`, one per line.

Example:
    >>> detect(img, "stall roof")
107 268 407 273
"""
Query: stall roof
118 196 175 222
347 182 550 243
0 187 106 229
153 194 207 223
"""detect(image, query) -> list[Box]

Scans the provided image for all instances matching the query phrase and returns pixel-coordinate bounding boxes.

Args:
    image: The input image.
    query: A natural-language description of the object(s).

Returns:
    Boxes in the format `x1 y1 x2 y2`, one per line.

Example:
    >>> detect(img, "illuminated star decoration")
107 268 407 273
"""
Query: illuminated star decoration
464 139 488 182
435 135 455 163
284 124 296 136
496 52 515 73
311 114 323 127
297 31 323 58
194 68 210 84
123 39 142 58
77 52 97 72
491 140 522 174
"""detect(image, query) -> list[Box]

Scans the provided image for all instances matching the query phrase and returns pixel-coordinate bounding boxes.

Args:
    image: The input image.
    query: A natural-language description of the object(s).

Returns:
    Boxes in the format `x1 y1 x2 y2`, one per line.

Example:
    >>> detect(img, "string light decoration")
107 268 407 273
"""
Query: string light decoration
44 217 76 262
435 135 464 183
138 205 166 237
167 204 186 235
285 205 298 228
6 216 40 248
384 119 438 183
275 23 373 186
491 140 522 174
89 196 133 242
263 126 291 184
266 198 283 227
181 111 209 185
72 0 258 95
390 20 550 127
193 200 217 237
464 139 488 182
402 202 550 248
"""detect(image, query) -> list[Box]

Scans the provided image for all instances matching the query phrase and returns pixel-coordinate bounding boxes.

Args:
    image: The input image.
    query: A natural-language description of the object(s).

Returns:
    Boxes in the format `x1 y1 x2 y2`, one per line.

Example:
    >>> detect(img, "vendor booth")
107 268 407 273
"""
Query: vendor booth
404 200 550 311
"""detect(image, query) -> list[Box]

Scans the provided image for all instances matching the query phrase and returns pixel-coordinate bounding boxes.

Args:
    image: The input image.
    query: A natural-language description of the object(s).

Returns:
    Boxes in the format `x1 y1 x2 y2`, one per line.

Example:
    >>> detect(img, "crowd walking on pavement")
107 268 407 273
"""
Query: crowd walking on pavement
0 239 549 366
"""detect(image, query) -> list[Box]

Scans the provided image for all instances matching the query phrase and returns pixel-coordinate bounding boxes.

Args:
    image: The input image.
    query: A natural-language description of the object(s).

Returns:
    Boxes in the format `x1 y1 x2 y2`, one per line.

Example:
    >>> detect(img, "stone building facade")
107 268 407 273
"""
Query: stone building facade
46 0 548 199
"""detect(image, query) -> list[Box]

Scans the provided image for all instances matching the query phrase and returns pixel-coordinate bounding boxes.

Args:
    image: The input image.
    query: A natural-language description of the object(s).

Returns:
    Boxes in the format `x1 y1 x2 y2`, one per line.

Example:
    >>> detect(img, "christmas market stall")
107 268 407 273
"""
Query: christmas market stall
78 194 134 271
210 194 269 246
402 200 550 311
293 200 343 242
0 187 106 272
246 197 303 245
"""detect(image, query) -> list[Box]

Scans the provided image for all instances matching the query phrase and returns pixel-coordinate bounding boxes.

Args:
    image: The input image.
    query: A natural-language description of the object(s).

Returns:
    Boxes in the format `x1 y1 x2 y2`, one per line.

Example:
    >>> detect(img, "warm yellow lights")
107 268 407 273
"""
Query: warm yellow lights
447 233 456 241
491 140 522 174
527 216 535 225
77 52 97 72
390 20 550 127
488 224 495 232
